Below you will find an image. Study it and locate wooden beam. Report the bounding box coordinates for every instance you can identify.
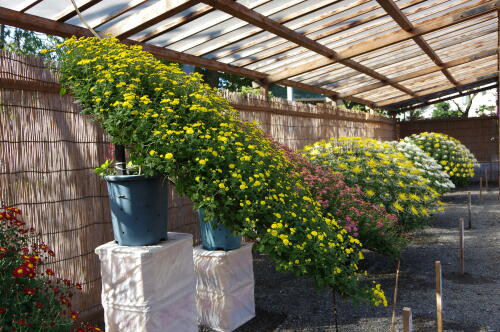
[191,0,374,57]
[102,0,199,39]
[0,6,376,107]
[91,0,148,29]
[301,23,495,88]
[267,0,500,83]
[376,0,459,87]
[201,0,417,97]
[212,0,427,65]
[53,0,103,22]
[380,75,498,108]
[340,48,498,97]
[14,0,44,12]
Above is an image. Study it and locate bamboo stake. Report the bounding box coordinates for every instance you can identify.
[467,192,472,229]
[480,177,483,202]
[459,218,465,275]
[435,261,443,332]
[390,259,401,332]
[403,307,413,332]
[485,169,489,190]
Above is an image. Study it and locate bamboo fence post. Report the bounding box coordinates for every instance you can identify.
[459,218,465,275]
[435,261,443,332]
[403,307,413,332]
[467,192,472,229]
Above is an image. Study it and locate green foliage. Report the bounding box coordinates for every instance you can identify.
[50,36,387,305]
[432,102,456,118]
[0,25,62,59]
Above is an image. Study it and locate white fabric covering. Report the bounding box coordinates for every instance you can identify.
[95,232,197,332]
[193,243,255,332]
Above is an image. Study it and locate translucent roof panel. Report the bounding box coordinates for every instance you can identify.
[0,0,496,110]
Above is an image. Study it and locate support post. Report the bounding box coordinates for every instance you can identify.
[458,218,465,275]
[114,144,126,175]
[402,307,413,332]
[485,168,489,190]
[435,261,443,332]
[467,192,472,229]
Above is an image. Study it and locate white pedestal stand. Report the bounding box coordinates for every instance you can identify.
[95,232,197,332]
[193,243,255,332]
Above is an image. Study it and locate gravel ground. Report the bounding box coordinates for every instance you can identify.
[200,186,500,332]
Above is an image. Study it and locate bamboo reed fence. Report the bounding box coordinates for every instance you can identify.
[0,50,395,318]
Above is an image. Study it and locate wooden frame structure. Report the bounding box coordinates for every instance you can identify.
[0,0,498,112]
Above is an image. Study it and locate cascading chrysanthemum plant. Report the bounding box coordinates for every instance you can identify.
[0,205,101,331]
[393,140,454,195]
[403,132,478,187]
[46,36,387,306]
[302,137,443,231]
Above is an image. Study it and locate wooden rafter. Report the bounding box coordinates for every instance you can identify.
[53,0,103,22]
[266,0,500,83]
[378,71,498,107]
[376,0,459,88]
[211,0,431,66]
[200,0,418,98]
[189,0,374,57]
[14,0,44,12]
[0,6,376,108]
[297,21,496,87]
[136,5,214,43]
[91,0,148,29]
[387,78,498,112]
[340,48,498,98]
[102,0,199,39]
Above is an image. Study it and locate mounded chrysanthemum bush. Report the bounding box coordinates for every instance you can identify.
[393,141,454,195]
[302,137,443,231]
[277,142,406,258]
[48,37,386,305]
[403,132,478,187]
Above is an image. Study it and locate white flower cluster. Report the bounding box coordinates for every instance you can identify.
[393,141,454,194]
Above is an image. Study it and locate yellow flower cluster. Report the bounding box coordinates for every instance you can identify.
[302,137,441,230]
[404,132,477,186]
[50,37,386,305]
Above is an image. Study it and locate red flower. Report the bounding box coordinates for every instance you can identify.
[60,295,69,304]
[34,301,44,308]
[46,268,55,276]
[0,247,7,253]
[48,249,56,257]
[23,288,36,295]
[70,312,79,320]
[75,283,82,290]
[39,243,49,251]
[13,265,28,278]
[77,328,85,332]
[0,307,6,314]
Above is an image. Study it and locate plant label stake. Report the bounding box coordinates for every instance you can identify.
[480,177,483,202]
[467,192,472,229]
[435,261,443,332]
[459,218,464,275]
[403,307,413,332]
[390,259,401,332]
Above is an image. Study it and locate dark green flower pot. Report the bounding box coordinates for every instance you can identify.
[198,209,241,251]
[105,175,168,246]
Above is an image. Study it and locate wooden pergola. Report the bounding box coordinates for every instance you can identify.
[0,0,497,113]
